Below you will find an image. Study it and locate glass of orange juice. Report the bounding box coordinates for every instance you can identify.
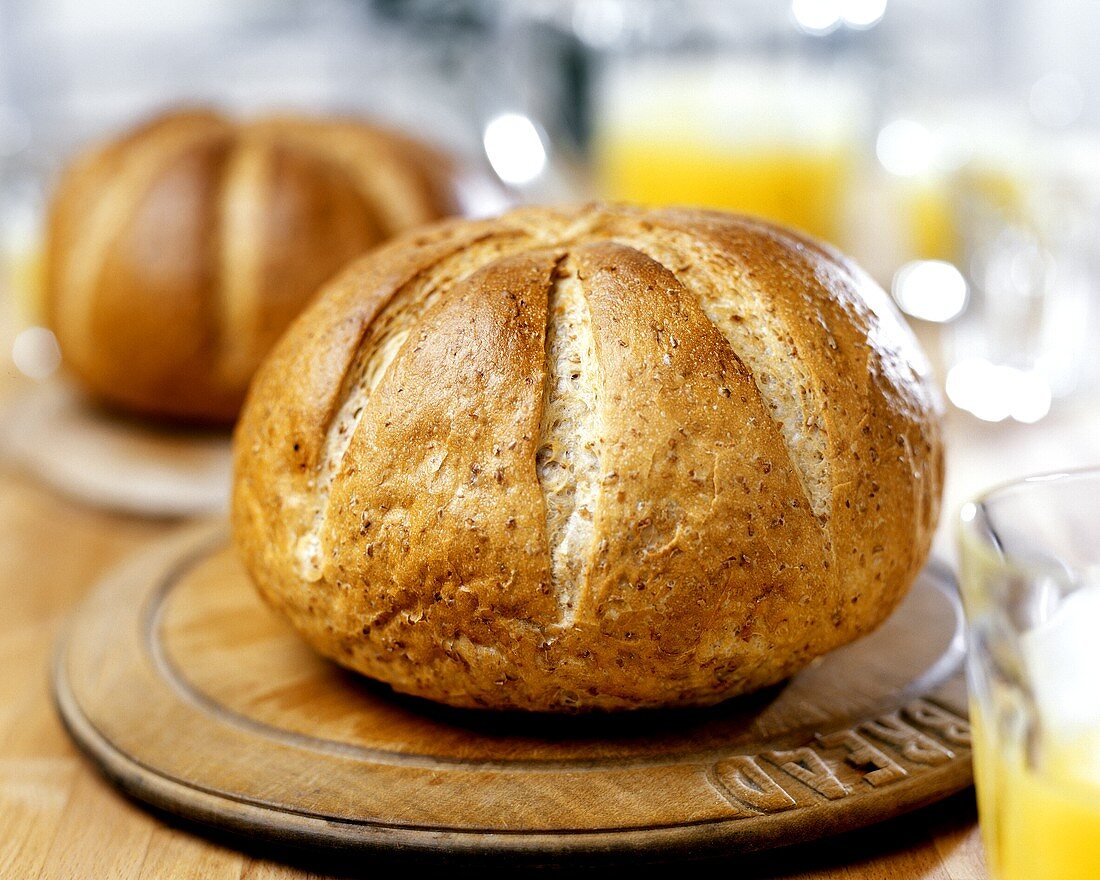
[959,470,1100,879]
[591,58,865,246]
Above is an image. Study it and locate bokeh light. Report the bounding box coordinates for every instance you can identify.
[483,113,548,186]
[876,119,935,177]
[11,326,61,381]
[891,260,969,323]
[946,358,1053,423]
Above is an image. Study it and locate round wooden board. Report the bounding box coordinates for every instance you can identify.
[3,381,230,517]
[54,521,973,863]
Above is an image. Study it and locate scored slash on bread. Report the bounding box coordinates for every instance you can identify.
[232,203,944,712]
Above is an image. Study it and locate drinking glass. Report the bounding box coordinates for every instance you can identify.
[958,469,1100,879]
[941,160,1100,423]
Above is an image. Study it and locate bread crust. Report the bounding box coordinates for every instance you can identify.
[44,109,478,423]
[232,204,944,711]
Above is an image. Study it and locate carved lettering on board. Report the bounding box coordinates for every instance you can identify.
[903,698,973,746]
[816,729,908,787]
[763,747,849,799]
[706,701,971,814]
[712,755,797,813]
[860,711,954,764]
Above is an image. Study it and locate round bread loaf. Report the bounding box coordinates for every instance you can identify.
[232,204,944,712]
[45,108,491,423]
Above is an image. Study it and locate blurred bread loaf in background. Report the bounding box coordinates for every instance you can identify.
[232,203,944,712]
[44,108,493,423]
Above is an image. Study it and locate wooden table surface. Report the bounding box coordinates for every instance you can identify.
[5,317,1097,878]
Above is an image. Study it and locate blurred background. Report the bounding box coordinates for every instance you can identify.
[2,0,1099,431]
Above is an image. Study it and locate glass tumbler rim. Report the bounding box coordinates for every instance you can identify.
[961,465,1100,516]
[959,465,1100,591]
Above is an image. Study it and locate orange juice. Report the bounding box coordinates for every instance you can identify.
[2,204,45,326]
[595,135,851,243]
[897,164,1024,263]
[974,719,1100,880]
[971,582,1100,879]
[903,179,957,261]
[591,59,864,245]
[7,245,44,324]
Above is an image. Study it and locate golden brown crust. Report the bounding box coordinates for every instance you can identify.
[44,108,487,423]
[232,203,944,711]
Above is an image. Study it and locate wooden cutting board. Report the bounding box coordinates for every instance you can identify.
[54,521,972,864]
[4,382,231,516]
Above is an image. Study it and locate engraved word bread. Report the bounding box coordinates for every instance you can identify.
[45,108,484,423]
[232,204,944,712]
